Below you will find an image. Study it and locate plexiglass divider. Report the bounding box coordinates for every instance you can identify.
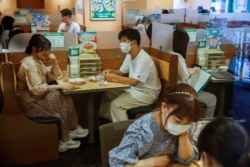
[8,33,33,52]
[161,13,185,23]
[52,32,77,51]
[97,31,149,49]
[185,10,199,24]
[151,22,174,52]
[138,9,155,16]
[8,32,77,52]
[97,31,120,49]
[123,14,136,25]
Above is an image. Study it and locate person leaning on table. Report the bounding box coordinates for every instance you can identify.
[99,28,161,122]
[16,34,88,152]
[198,117,250,167]
[57,8,80,33]
[109,83,203,167]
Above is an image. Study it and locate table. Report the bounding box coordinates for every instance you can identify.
[211,77,234,116]
[170,160,201,167]
[57,79,130,143]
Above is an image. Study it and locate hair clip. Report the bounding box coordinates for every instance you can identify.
[169,91,192,96]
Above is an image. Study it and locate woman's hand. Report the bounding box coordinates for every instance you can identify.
[58,83,79,91]
[48,53,58,65]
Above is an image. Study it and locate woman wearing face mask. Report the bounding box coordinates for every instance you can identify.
[99,28,161,122]
[109,83,203,167]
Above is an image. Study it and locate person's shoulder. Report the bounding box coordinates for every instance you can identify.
[132,112,155,127]
[59,22,65,25]
[58,22,65,28]
[20,56,35,69]
[138,49,153,60]
[72,21,80,26]
[21,56,33,63]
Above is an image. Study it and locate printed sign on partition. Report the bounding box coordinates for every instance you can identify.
[185,29,197,42]
[205,28,223,49]
[76,31,97,53]
[44,33,64,48]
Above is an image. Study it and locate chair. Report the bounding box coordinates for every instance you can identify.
[99,120,134,167]
[0,62,59,166]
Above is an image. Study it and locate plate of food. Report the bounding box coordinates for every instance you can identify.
[69,78,86,85]
[81,41,97,53]
[89,75,100,82]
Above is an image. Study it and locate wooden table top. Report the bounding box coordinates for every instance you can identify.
[57,78,130,94]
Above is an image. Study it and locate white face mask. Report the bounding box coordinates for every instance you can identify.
[120,42,132,53]
[161,108,191,136]
[166,121,191,136]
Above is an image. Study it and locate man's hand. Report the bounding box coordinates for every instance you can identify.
[105,73,116,82]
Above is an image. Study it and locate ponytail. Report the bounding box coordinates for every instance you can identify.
[25,45,32,54]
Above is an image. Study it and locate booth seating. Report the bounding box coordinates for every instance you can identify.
[0,63,59,166]
[127,48,178,119]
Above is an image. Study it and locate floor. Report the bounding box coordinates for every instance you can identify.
[16,135,102,167]
[17,118,111,167]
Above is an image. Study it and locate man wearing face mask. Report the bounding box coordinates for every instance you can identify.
[109,83,202,166]
[99,28,161,122]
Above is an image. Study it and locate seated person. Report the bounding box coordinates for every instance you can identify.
[99,28,161,122]
[134,16,152,40]
[109,83,203,166]
[174,51,217,117]
[16,34,88,152]
[0,16,15,48]
[198,117,250,167]
[57,8,80,33]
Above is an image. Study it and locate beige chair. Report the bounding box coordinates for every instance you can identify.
[99,120,134,167]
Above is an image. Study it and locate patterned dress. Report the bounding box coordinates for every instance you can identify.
[109,112,199,167]
[16,56,78,139]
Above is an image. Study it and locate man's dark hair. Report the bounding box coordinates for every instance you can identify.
[60,8,72,17]
[118,28,141,46]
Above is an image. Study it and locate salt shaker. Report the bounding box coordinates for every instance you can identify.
[98,72,105,86]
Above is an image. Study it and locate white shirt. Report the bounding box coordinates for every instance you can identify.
[120,49,161,99]
[134,24,146,33]
[168,51,191,84]
[57,21,81,33]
